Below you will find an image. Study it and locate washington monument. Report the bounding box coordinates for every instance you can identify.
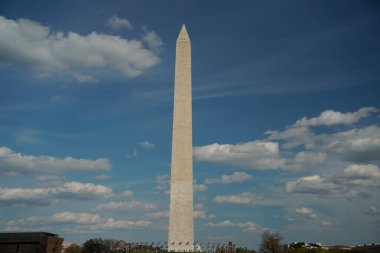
[168,24,194,252]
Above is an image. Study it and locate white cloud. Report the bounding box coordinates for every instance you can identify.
[94,201,155,211]
[206,220,236,228]
[237,221,265,232]
[35,175,61,186]
[0,181,113,206]
[194,183,208,192]
[293,107,378,127]
[295,207,318,219]
[70,72,99,83]
[0,16,159,81]
[205,172,253,184]
[342,164,380,187]
[0,146,111,175]
[320,221,332,226]
[206,220,264,233]
[285,175,337,195]
[293,152,326,167]
[194,203,214,219]
[194,141,285,169]
[2,212,155,233]
[88,218,153,230]
[155,174,170,194]
[51,212,101,224]
[266,108,380,164]
[343,164,380,178]
[55,182,113,199]
[138,140,155,149]
[145,211,169,219]
[94,174,112,180]
[121,190,134,198]
[321,125,380,162]
[106,15,133,30]
[142,26,164,53]
[214,192,262,205]
[266,127,315,149]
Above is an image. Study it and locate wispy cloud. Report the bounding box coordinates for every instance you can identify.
[206,220,265,233]
[106,15,133,30]
[142,26,164,54]
[138,140,155,149]
[214,192,263,205]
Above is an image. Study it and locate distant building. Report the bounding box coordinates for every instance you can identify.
[0,232,63,253]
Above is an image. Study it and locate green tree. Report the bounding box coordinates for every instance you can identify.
[259,231,283,253]
[236,247,257,253]
[82,238,116,253]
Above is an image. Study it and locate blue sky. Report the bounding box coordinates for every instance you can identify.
[1,0,380,249]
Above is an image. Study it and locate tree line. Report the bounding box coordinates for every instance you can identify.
[63,231,373,253]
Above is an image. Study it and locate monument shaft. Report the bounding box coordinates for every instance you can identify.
[168,25,194,252]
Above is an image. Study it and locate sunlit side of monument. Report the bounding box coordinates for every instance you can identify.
[168,25,194,252]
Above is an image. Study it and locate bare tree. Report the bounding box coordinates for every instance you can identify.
[259,231,283,253]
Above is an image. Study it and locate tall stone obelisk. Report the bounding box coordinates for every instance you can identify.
[168,24,194,252]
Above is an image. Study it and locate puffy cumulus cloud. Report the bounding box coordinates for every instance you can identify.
[294,207,318,219]
[106,15,133,30]
[322,125,380,163]
[206,220,235,228]
[293,107,378,127]
[94,201,156,211]
[237,221,265,232]
[342,164,380,187]
[285,175,337,195]
[206,220,265,233]
[0,181,112,206]
[214,192,262,205]
[293,207,333,226]
[0,187,52,206]
[56,182,113,199]
[138,140,155,149]
[286,164,380,197]
[293,152,326,168]
[0,16,160,81]
[205,172,253,184]
[266,127,315,150]
[88,218,153,231]
[193,141,285,169]
[145,211,169,219]
[0,146,110,175]
[51,212,101,224]
[1,212,155,233]
[194,183,208,192]
[343,164,380,178]
[142,26,164,53]
[266,108,380,163]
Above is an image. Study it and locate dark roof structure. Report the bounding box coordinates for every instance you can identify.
[0,232,64,253]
